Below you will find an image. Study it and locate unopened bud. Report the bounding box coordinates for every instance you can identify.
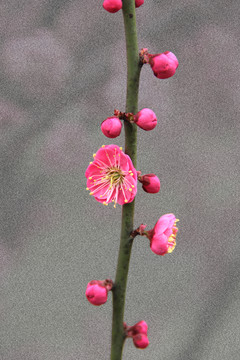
[101,117,122,138]
[149,52,178,79]
[138,173,160,193]
[85,279,113,306]
[102,0,122,13]
[133,333,149,349]
[135,0,144,7]
[134,108,157,131]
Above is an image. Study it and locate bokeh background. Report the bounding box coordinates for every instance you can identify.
[1,0,240,359]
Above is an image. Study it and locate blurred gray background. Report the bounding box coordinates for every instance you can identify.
[1,0,240,359]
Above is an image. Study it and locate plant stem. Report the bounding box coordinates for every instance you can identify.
[111,1,142,359]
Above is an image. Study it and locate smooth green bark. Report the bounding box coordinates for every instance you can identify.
[111,1,142,359]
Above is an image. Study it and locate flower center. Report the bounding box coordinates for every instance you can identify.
[167,219,179,253]
[106,167,124,186]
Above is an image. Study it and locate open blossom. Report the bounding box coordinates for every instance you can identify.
[101,117,122,138]
[147,214,179,255]
[85,144,137,207]
[85,279,113,306]
[103,0,122,13]
[149,52,178,79]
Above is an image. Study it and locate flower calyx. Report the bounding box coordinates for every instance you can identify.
[114,109,135,123]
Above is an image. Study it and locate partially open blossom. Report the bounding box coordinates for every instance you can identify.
[135,0,144,7]
[134,108,157,131]
[133,334,149,349]
[101,117,122,138]
[103,0,122,13]
[85,279,113,306]
[85,144,137,207]
[146,214,179,255]
[138,173,160,193]
[125,320,149,349]
[149,52,178,79]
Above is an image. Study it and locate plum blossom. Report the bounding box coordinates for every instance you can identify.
[147,213,179,255]
[103,0,122,13]
[149,51,179,79]
[134,108,157,131]
[85,279,113,306]
[101,117,122,138]
[85,144,137,207]
[138,173,160,193]
[125,320,149,349]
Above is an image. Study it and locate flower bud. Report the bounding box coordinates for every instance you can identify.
[146,214,179,255]
[125,320,149,349]
[102,0,122,13]
[101,117,122,138]
[164,51,179,69]
[133,333,149,349]
[150,52,178,79]
[134,108,157,131]
[135,0,144,7]
[139,173,160,194]
[132,320,148,335]
[85,279,113,306]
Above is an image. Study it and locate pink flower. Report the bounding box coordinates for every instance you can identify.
[85,144,137,206]
[138,173,160,193]
[102,0,122,13]
[133,334,149,349]
[85,279,113,306]
[150,52,178,79]
[147,214,179,255]
[127,320,148,336]
[134,108,157,131]
[125,320,149,349]
[164,51,179,69]
[135,0,144,7]
[101,117,122,138]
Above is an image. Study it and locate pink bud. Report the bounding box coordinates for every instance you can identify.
[102,0,122,13]
[135,0,144,7]
[147,214,179,255]
[134,108,157,131]
[133,320,148,335]
[85,280,113,306]
[164,51,179,69]
[139,174,160,193]
[101,117,122,138]
[150,52,178,79]
[133,334,149,349]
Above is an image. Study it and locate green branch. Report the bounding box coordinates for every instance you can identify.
[110,1,142,359]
